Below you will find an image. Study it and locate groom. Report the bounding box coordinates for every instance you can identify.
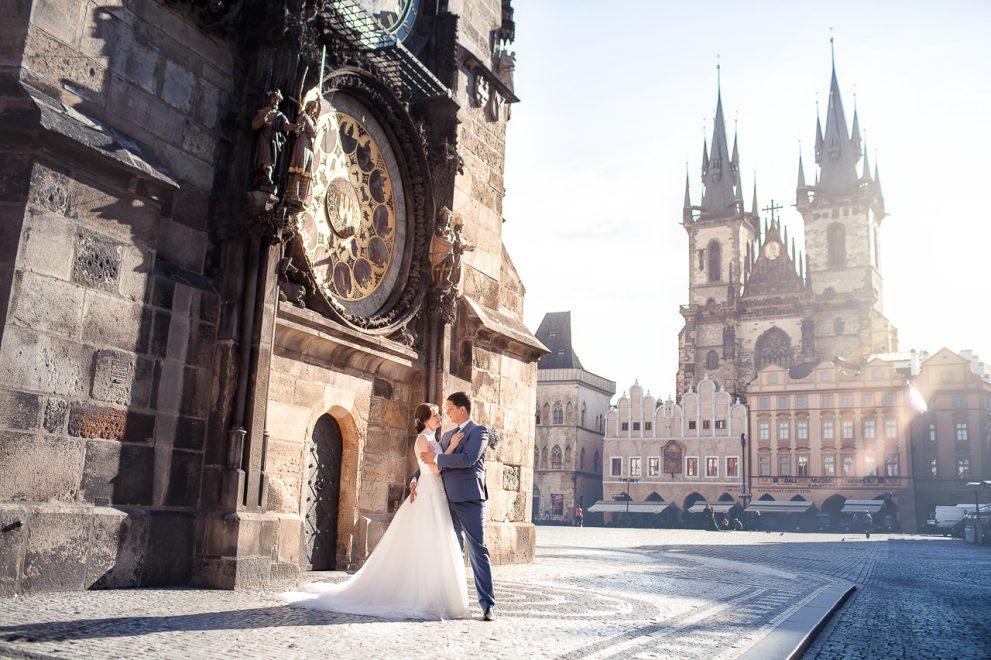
[414,391,496,621]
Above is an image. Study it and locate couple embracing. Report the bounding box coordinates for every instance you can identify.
[285,392,496,621]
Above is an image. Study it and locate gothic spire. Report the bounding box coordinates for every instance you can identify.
[797,151,807,188]
[851,104,863,160]
[816,48,860,194]
[751,179,759,217]
[700,68,739,217]
[683,168,693,223]
[702,137,709,175]
[861,134,872,180]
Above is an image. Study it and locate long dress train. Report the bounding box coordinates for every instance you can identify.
[283,434,469,620]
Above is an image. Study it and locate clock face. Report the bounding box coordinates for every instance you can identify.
[297,94,407,317]
[353,0,420,42]
[764,241,781,260]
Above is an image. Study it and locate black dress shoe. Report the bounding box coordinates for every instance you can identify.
[482,607,496,621]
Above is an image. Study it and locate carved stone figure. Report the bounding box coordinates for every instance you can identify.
[450,214,476,289]
[429,206,456,287]
[286,88,322,209]
[251,89,292,192]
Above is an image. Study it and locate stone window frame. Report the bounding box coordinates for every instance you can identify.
[705,456,718,477]
[796,454,810,476]
[758,454,771,476]
[796,419,809,441]
[957,456,971,479]
[685,456,699,478]
[647,456,660,477]
[841,453,855,476]
[778,454,791,476]
[610,456,622,477]
[863,418,876,440]
[864,454,877,476]
[884,418,897,439]
[629,456,642,478]
[885,453,900,477]
[822,419,834,440]
[551,445,563,469]
[552,403,564,425]
[822,454,836,476]
[955,422,969,443]
[841,419,855,440]
[725,456,739,478]
[777,420,790,441]
[758,421,770,441]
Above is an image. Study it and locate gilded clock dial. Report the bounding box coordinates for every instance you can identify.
[353,0,420,42]
[764,241,781,260]
[297,99,405,312]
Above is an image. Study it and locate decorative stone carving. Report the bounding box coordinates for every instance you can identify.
[277,256,308,307]
[285,88,322,210]
[450,213,475,289]
[91,349,136,405]
[429,206,455,287]
[251,89,292,193]
[73,231,122,292]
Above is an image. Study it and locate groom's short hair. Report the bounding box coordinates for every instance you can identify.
[446,391,471,413]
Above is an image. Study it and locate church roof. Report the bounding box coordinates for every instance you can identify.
[699,79,742,219]
[743,218,806,297]
[534,311,584,370]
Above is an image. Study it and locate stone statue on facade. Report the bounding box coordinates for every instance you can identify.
[251,89,292,193]
[429,206,456,287]
[450,213,475,289]
[286,87,322,209]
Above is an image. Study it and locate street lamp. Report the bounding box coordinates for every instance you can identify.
[965,480,991,544]
[618,477,640,517]
[739,433,750,507]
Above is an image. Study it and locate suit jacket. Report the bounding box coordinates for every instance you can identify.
[435,420,488,503]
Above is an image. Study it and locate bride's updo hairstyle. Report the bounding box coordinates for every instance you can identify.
[413,403,436,433]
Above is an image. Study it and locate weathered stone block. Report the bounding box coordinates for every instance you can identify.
[73,230,122,292]
[10,271,85,337]
[0,327,92,397]
[81,291,150,353]
[0,505,27,596]
[28,163,69,214]
[165,449,202,507]
[151,274,175,309]
[156,217,207,273]
[141,513,193,586]
[181,125,215,163]
[43,397,69,433]
[22,26,108,107]
[17,211,76,280]
[21,507,91,592]
[90,349,136,405]
[502,464,520,491]
[29,0,87,47]
[81,440,154,505]
[68,402,154,443]
[0,432,85,502]
[179,366,210,418]
[174,415,206,451]
[87,508,148,589]
[0,155,31,205]
[66,174,160,247]
[0,390,41,431]
[119,244,152,303]
[162,58,195,111]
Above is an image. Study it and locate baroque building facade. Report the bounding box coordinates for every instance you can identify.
[0,0,545,595]
[532,312,614,523]
[678,59,897,400]
[600,377,748,524]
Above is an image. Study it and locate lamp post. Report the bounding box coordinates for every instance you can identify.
[966,480,991,544]
[618,477,639,519]
[739,433,750,507]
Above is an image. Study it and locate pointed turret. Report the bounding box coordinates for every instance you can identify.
[700,82,739,218]
[817,55,860,194]
[702,137,709,175]
[797,152,807,188]
[861,136,872,180]
[850,105,863,159]
[814,113,824,161]
[683,170,693,223]
[731,131,740,171]
[751,180,760,217]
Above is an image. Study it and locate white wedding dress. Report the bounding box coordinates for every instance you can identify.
[283,433,470,620]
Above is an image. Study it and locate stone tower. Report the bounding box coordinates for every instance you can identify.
[796,53,898,361]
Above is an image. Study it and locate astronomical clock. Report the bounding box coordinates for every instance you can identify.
[290,73,431,333]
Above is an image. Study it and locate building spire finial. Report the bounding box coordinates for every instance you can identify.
[830,28,835,69]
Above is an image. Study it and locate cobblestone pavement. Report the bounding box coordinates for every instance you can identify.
[0,529,987,659]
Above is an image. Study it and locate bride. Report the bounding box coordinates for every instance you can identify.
[284,403,470,620]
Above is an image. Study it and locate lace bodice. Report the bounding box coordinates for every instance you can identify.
[415,432,443,486]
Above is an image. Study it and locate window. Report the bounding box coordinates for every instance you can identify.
[777,396,789,409]
[885,454,899,477]
[715,419,726,429]
[796,395,808,409]
[758,397,769,410]
[633,422,640,431]
[928,424,936,443]
[822,420,834,440]
[702,420,711,430]
[861,392,875,406]
[957,457,971,479]
[551,445,562,469]
[726,457,739,478]
[796,420,809,441]
[842,454,854,476]
[551,494,564,515]
[535,408,541,425]
[688,420,697,430]
[884,418,897,439]
[840,394,854,407]
[778,421,790,441]
[630,457,642,478]
[821,394,833,408]
[594,450,600,473]
[758,421,770,441]
[581,403,586,427]
[864,455,876,476]
[553,403,563,425]
[648,457,660,476]
[941,371,952,383]
[956,422,969,443]
[778,455,791,476]
[797,455,809,476]
[610,457,622,476]
[541,447,548,469]
[883,392,896,406]
[758,454,770,476]
[644,422,652,431]
[823,454,836,476]
[755,327,793,371]
[707,239,722,282]
[929,457,938,478]
[706,457,718,477]
[686,457,699,477]
[863,419,876,440]
[841,420,855,440]
[953,394,966,409]
[706,350,719,369]
[827,222,846,267]
[621,422,629,431]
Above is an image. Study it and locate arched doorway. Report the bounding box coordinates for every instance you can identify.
[305,414,343,570]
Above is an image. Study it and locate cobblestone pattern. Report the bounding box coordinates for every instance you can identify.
[0,530,986,659]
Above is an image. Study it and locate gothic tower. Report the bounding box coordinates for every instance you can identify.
[678,76,760,396]
[796,51,898,360]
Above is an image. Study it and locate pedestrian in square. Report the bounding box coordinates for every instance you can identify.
[864,512,874,539]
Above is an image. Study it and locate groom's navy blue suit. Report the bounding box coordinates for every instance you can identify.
[434,420,495,611]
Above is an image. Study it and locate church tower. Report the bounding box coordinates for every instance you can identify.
[796,49,898,360]
[678,74,760,395]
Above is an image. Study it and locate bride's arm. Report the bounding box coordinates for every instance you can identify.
[416,435,441,475]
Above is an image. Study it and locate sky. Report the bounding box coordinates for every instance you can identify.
[501,0,991,402]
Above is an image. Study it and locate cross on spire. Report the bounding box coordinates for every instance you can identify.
[762,199,783,222]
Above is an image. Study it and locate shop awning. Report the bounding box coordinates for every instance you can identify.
[841,500,884,514]
[745,501,814,514]
[587,501,669,514]
[688,503,734,514]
